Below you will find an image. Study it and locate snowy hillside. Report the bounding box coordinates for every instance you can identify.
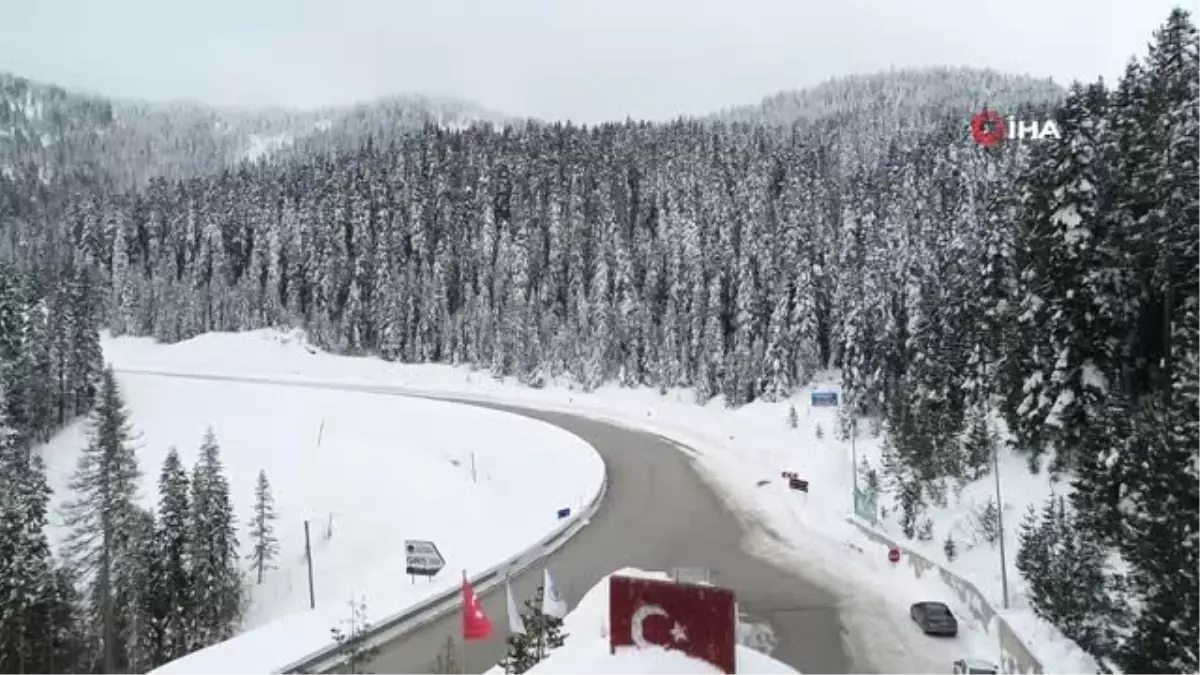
[103,328,1094,673]
[39,330,602,641]
[709,66,1063,128]
[0,70,508,188]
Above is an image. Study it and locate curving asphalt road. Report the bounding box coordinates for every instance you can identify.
[117,371,857,674]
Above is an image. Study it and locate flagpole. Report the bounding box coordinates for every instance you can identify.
[536,569,546,663]
[461,570,468,675]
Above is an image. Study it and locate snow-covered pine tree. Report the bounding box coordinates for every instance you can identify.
[1017,495,1124,661]
[974,498,1000,546]
[499,621,536,674]
[961,406,995,481]
[526,585,567,664]
[190,427,243,648]
[329,596,378,674]
[0,388,55,674]
[250,469,279,585]
[31,565,87,673]
[113,506,159,673]
[943,534,957,562]
[150,447,193,662]
[61,366,143,674]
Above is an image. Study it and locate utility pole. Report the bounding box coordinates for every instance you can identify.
[850,416,858,494]
[305,520,316,609]
[992,424,1009,609]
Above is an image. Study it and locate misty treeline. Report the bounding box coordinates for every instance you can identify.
[0,8,1194,674]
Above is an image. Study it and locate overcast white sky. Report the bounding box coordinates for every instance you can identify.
[0,0,1184,123]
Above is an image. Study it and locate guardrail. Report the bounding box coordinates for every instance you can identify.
[844,518,1042,675]
[281,467,610,674]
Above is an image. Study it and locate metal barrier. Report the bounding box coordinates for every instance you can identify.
[845,518,1043,674]
[282,468,610,674]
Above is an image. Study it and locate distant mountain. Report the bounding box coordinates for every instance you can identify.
[711,66,1065,124]
[0,71,508,189]
[1,66,1064,191]
[703,66,1065,165]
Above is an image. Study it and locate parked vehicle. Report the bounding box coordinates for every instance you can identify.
[953,657,1000,673]
[910,600,958,637]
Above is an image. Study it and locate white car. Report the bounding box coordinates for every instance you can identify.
[953,658,1000,674]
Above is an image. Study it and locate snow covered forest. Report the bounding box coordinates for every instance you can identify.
[0,8,1195,674]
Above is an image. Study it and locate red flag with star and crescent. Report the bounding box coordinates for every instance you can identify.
[462,572,493,641]
[609,575,736,674]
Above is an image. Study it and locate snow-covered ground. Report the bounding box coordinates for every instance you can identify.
[38,341,603,672]
[486,568,798,674]
[101,328,1093,673]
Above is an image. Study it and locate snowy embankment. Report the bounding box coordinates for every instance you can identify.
[103,329,1092,673]
[485,568,797,674]
[40,334,603,674]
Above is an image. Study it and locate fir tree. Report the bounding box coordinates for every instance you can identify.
[112,507,158,674]
[975,498,1001,546]
[961,407,995,481]
[250,469,279,585]
[329,596,378,674]
[1017,495,1124,661]
[150,447,193,662]
[61,367,143,674]
[529,585,567,662]
[0,389,55,674]
[943,534,957,562]
[190,427,243,647]
[499,623,536,674]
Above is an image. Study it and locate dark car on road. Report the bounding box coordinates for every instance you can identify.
[910,601,958,637]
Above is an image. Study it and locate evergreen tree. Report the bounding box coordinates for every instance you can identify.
[0,388,55,674]
[530,585,567,661]
[190,427,243,647]
[112,507,158,674]
[500,622,536,675]
[975,498,1000,546]
[250,469,279,585]
[1017,495,1124,661]
[961,406,995,481]
[150,447,193,663]
[61,367,143,674]
[329,596,378,674]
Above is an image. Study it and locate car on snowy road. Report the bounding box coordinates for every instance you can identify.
[910,600,958,637]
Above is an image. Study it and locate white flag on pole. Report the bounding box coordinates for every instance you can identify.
[541,568,568,618]
[506,579,525,635]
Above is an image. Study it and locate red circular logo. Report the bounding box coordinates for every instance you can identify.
[970,111,1006,147]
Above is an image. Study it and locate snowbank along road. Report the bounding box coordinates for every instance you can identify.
[121,372,856,674]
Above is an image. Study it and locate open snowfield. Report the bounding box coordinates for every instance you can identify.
[37,344,603,672]
[486,568,799,674]
[101,328,1092,673]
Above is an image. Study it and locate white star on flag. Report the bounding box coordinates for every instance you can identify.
[670,621,688,643]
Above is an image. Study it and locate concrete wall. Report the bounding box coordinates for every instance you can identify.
[846,519,1043,674]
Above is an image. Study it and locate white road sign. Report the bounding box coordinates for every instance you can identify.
[405,539,446,577]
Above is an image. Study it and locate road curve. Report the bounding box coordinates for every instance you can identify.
[116,371,855,673]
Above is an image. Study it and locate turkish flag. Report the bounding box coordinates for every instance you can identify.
[462,573,493,641]
[609,575,736,674]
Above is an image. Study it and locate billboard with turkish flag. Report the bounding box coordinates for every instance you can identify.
[609,575,736,674]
